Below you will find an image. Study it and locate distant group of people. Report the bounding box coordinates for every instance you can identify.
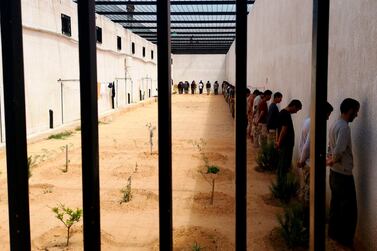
[222,82,235,118]
[177,80,220,95]
[246,88,360,248]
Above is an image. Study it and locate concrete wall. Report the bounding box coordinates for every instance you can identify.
[172,54,227,87]
[226,0,377,248]
[0,0,157,138]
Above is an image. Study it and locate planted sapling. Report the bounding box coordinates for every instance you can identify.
[52,203,82,246]
[207,165,220,205]
[120,176,132,203]
[192,242,202,251]
[146,122,156,155]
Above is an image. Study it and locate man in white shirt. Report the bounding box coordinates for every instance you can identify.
[252,92,264,147]
[327,98,360,248]
[297,102,333,205]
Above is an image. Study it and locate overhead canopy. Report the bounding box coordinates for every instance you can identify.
[94,0,255,54]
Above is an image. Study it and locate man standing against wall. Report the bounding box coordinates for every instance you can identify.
[213,81,219,95]
[255,90,273,145]
[191,80,197,94]
[327,98,360,248]
[267,92,283,143]
[252,91,264,147]
[275,99,302,176]
[206,81,211,95]
[198,80,204,94]
[248,89,260,142]
[297,101,333,205]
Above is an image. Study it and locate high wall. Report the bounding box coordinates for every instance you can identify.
[0,0,157,138]
[226,0,377,249]
[172,54,227,86]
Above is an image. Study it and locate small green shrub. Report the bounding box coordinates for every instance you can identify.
[52,204,82,246]
[27,156,37,178]
[74,126,81,131]
[192,242,202,251]
[207,165,220,174]
[48,131,73,140]
[270,172,300,203]
[277,202,309,248]
[256,142,278,172]
[120,176,132,203]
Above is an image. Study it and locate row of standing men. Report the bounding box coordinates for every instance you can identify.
[177,80,220,95]
[247,88,360,248]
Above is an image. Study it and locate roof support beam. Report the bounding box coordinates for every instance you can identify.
[95,0,254,5]
[145,35,235,39]
[124,26,236,30]
[114,20,236,24]
[97,11,236,15]
[135,31,235,35]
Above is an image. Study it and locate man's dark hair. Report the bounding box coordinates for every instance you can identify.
[274,92,282,99]
[325,101,334,114]
[340,98,360,114]
[252,89,260,95]
[246,88,251,94]
[288,99,302,109]
[263,90,272,96]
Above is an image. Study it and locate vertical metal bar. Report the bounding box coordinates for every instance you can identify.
[235,0,248,250]
[0,0,31,249]
[77,0,101,250]
[157,0,172,249]
[309,0,330,250]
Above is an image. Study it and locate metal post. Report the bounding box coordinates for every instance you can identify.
[157,0,172,249]
[0,0,31,249]
[77,0,101,250]
[309,0,330,250]
[235,0,248,250]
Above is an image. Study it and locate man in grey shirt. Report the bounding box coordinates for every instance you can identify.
[327,98,360,248]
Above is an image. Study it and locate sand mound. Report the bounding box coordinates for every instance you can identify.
[138,151,159,160]
[173,226,234,250]
[190,192,234,215]
[192,152,228,164]
[101,189,158,212]
[112,164,156,179]
[31,226,83,250]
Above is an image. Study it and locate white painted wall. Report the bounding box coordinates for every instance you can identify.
[226,0,377,248]
[172,54,227,87]
[0,0,157,138]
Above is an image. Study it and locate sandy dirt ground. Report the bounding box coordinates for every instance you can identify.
[0,94,362,250]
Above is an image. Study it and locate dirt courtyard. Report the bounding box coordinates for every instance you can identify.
[0,94,296,250]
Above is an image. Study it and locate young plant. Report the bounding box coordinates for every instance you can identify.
[146,122,156,155]
[277,202,309,248]
[192,242,202,251]
[27,156,37,178]
[63,144,70,173]
[191,138,209,168]
[48,130,73,140]
[120,176,132,203]
[52,204,82,246]
[270,171,300,204]
[256,141,278,172]
[207,165,220,205]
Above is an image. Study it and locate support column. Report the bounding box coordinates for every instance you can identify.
[0,0,31,249]
[309,0,330,250]
[235,0,248,250]
[157,0,173,250]
[77,0,101,249]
